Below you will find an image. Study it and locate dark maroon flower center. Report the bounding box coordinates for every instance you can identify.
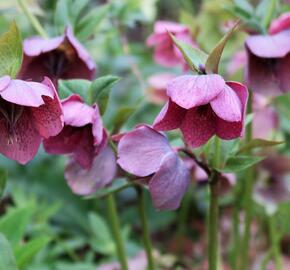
[44,50,70,78]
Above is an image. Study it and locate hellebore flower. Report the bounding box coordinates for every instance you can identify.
[18,27,96,83]
[117,125,191,210]
[44,94,116,195]
[146,21,196,69]
[0,76,63,164]
[245,13,290,95]
[153,75,248,148]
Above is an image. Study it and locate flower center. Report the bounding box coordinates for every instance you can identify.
[44,50,69,78]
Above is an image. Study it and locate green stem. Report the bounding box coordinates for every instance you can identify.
[268,215,283,270]
[16,0,48,38]
[136,187,155,270]
[106,194,128,270]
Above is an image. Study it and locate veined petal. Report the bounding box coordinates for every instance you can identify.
[149,152,191,210]
[117,125,172,177]
[167,75,225,109]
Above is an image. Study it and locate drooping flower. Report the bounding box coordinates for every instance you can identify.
[245,13,290,95]
[43,94,116,195]
[18,27,96,83]
[153,75,248,148]
[117,125,191,210]
[0,76,63,164]
[146,21,196,69]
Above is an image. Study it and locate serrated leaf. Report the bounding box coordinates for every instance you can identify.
[237,139,284,154]
[90,75,120,114]
[218,155,264,173]
[15,237,51,268]
[170,33,208,73]
[0,167,7,199]
[58,79,91,102]
[0,233,18,270]
[205,20,240,74]
[0,21,22,78]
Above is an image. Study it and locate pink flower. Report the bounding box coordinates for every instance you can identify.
[146,21,196,69]
[153,75,248,147]
[117,125,191,210]
[18,27,96,83]
[0,76,63,164]
[245,13,290,95]
[43,94,116,195]
[226,50,247,76]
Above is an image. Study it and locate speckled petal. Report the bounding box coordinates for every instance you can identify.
[269,13,290,34]
[153,100,186,131]
[149,152,191,210]
[65,146,116,195]
[117,125,172,177]
[167,75,225,109]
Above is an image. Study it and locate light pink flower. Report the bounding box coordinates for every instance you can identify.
[0,76,63,164]
[227,50,247,76]
[153,75,248,147]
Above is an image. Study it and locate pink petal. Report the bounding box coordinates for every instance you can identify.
[0,109,41,164]
[246,30,290,58]
[30,78,64,138]
[153,100,186,131]
[149,152,191,210]
[180,106,215,148]
[92,104,103,146]
[0,79,54,107]
[0,76,11,91]
[269,13,290,34]
[154,21,189,34]
[117,126,172,177]
[210,84,242,122]
[167,75,225,109]
[65,146,116,195]
[277,53,290,92]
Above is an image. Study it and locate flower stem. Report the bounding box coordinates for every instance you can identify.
[16,0,48,38]
[106,194,128,270]
[136,187,155,270]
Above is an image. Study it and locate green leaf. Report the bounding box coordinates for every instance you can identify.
[109,106,136,133]
[54,0,71,34]
[205,20,240,74]
[0,206,33,248]
[237,139,284,154]
[0,167,7,199]
[218,155,265,173]
[0,233,18,270]
[58,79,91,102]
[90,75,120,114]
[170,33,208,73]
[0,21,22,78]
[15,237,51,268]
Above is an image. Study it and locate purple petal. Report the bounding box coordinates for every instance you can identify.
[0,79,54,107]
[277,53,290,92]
[91,104,103,146]
[0,76,11,91]
[149,152,191,210]
[269,13,290,34]
[180,106,215,148]
[154,21,189,34]
[153,100,186,131]
[210,84,242,122]
[0,109,41,164]
[167,75,225,109]
[65,146,116,195]
[246,30,290,58]
[117,126,172,177]
[30,77,64,138]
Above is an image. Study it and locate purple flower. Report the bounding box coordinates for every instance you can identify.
[153,75,248,148]
[245,13,290,95]
[146,21,196,69]
[18,27,96,83]
[117,125,191,210]
[43,94,116,195]
[0,76,63,164]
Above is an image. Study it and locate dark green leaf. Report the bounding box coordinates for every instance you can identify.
[0,233,18,270]
[58,79,91,102]
[0,21,22,78]
[237,139,284,154]
[0,167,7,199]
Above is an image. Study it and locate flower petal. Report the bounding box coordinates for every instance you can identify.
[92,104,103,146]
[154,21,189,34]
[210,84,242,122]
[0,109,41,164]
[117,126,172,177]
[149,152,191,210]
[30,77,64,138]
[65,146,116,195]
[180,106,215,148]
[153,100,186,131]
[269,13,290,34]
[0,79,54,107]
[0,76,11,91]
[167,75,225,109]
